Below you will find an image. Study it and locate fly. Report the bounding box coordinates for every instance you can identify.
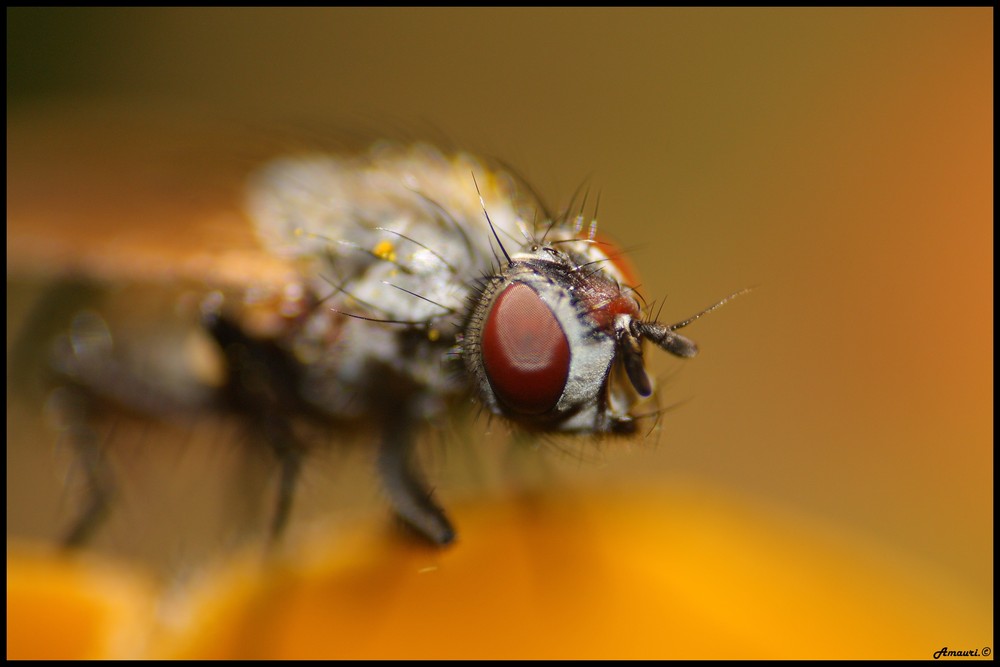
[9,129,747,547]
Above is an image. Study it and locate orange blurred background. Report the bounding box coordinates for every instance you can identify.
[7,8,992,659]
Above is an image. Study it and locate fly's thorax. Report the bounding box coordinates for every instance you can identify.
[462,242,650,435]
[245,142,536,295]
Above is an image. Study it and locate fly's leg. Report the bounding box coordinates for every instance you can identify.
[203,312,307,544]
[18,281,310,548]
[9,281,116,548]
[268,422,303,543]
[377,405,455,545]
[47,308,213,548]
[252,407,303,544]
[47,385,116,549]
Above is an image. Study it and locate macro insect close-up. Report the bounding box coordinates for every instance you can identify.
[8,8,991,661]
[9,123,745,550]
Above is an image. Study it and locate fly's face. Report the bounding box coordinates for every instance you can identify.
[460,235,727,437]
[463,243,640,435]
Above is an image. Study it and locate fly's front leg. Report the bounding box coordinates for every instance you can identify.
[377,404,455,545]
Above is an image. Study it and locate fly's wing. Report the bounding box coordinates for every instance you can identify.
[8,107,282,401]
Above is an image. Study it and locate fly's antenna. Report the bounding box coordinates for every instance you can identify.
[662,287,754,332]
[634,287,753,359]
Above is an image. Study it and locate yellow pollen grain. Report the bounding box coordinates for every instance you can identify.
[373,240,396,263]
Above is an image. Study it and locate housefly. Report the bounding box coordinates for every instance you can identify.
[7,112,746,547]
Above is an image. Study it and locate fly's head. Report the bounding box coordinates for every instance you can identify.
[461,238,736,436]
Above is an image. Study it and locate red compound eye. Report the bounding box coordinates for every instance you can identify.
[481,282,570,415]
